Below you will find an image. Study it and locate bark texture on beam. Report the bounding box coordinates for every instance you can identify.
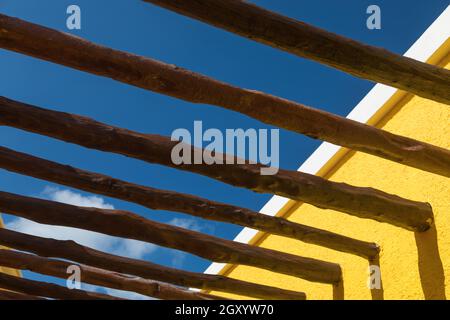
[0,289,46,300]
[0,272,122,300]
[0,249,223,300]
[0,191,341,284]
[143,0,450,105]
[0,228,307,300]
[0,14,449,178]
[0,97,434,231]
[0,146,379,259]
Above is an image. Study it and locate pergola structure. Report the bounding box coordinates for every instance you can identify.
[0,0,448,300]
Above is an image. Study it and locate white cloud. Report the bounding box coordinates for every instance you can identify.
[82,283,153,300]
[167,217,206,232]
[103,287,154,300]
[170,250,188,269]
[5,187,219,298]
[42,186,114,209]
[166,217,214,268]
[6,187,157,260]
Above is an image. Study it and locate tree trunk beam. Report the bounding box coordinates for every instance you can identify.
[0,272,123,300]
[0,146,379,259]
[0,97,434,231]
[0,14,449,177]
[0,191,342,284]
[0,249,223,300]
[0,289,46,300]
[0,228,307,300]
[143,0,450,105]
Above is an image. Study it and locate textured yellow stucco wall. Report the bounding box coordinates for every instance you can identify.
[0,218,21,277]
[210,51,450,300]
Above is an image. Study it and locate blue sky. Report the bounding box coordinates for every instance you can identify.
[0,0,448,298]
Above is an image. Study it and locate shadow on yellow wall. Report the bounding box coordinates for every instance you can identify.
[369,256,384,300]
[415,226,446,300]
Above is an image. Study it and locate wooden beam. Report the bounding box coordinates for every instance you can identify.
[0,146,379,259]
[0,228,307,300]
[143,0,450,105]
[0,191,341,284]
[0,289,46,300]
[0,272,123,300]
[0,249,223,300]
[0,97,434,231]
[0,15,449,177]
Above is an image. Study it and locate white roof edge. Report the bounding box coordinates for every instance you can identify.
[204,5,450,276]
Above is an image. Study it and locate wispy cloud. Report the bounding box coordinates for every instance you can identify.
[167,217,212,233]
[166,217,214,268]
[82,283,153,300]
[42,186,114,209]
[5,187,215,298]
[6,187,157,260]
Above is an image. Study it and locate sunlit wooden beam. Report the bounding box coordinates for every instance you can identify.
[0,14,449,177]
[0,191,342,284]
[0,272,122,300]
[0,289,45,300]
[0,97,434,231]
[0,249,224,300]
[0,146,379,258]
[143,0,450,105]
[0,228,307,300]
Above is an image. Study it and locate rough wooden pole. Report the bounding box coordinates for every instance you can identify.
[143,0,450,105]
[0,14,449,178]
[0,249,223,300]
[0,191,341,284]
[0,97,434,231]
[0,146,379,259]
[0,289,46,300]
[0,228,307,300]
[0,272,123,300]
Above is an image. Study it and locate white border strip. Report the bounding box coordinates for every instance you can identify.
[205,5,450,276]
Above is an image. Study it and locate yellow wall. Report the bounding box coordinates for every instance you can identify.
[0,217,21,277]
[209,47,450,300]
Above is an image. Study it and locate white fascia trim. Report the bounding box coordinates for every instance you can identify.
[204,5,450,276]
